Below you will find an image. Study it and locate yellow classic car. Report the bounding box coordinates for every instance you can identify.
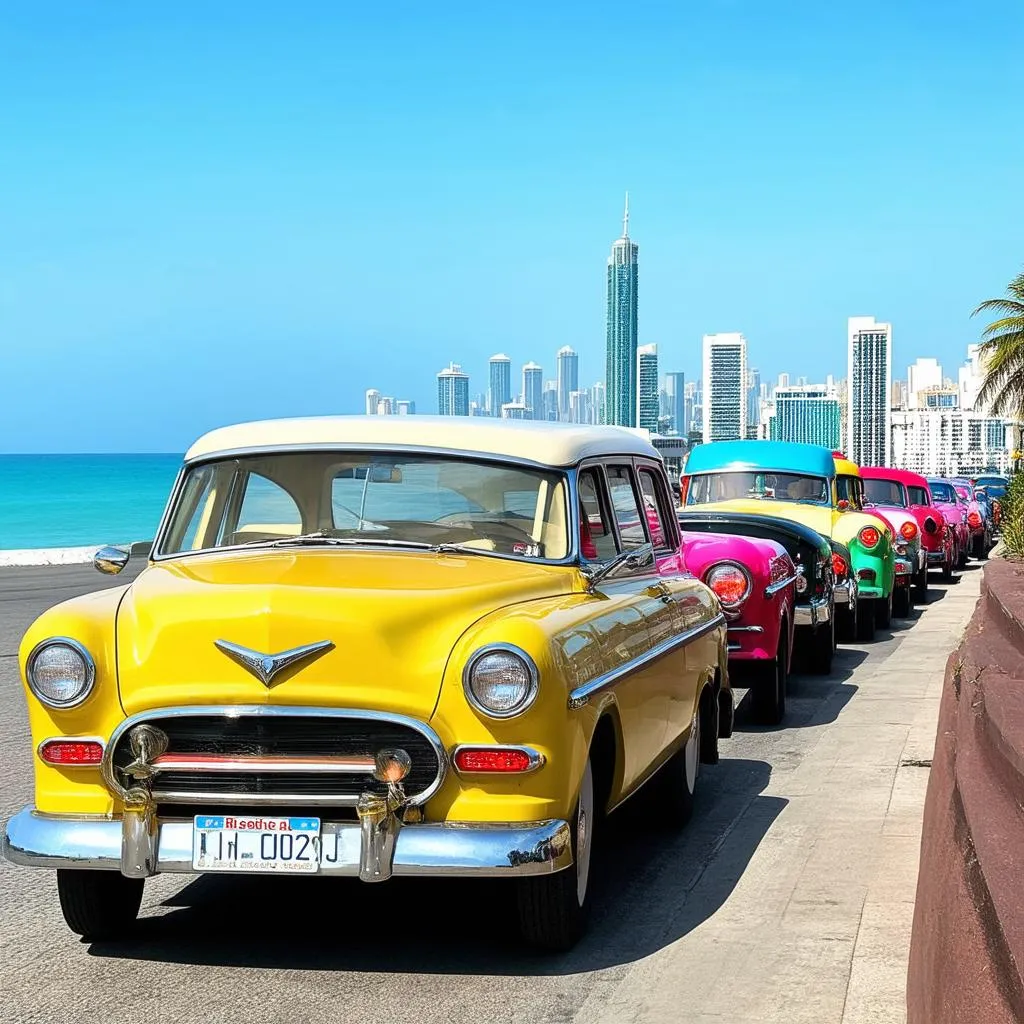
[3,416,731,951]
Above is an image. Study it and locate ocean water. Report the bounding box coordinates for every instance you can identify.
[0,454,183,551]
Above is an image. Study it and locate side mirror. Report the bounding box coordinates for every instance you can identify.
[94,545,130,575]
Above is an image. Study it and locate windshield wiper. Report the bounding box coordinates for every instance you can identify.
[237,532,435,550]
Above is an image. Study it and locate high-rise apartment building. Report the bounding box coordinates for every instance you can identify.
[542,381,559,421]
[396,400,415,415]
[684,380,698,439]
[637,344,659,431]
[847,316,892,466]
[365,389,381,415]
[501,402,528,419]
[436,363,470,416]
[891,410,1009,476]
[664,371,685,435]
[569,389,592,425]
[522,362,544,419]
[907,358,942,409]
[746,368,761,431]
[376,397,396,415]
[590,382,606,425]
[777,373,790,390]
[702,333,748,442]
[556,346,579,420]
[769,384,842,449]
[488,354,512,416]
[605,195,639,426]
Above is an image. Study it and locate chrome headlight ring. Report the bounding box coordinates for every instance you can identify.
[25,637,97,710]
[462,643,540,719]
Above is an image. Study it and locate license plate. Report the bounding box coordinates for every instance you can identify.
[192,814,325,874]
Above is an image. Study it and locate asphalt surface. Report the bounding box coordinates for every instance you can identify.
[0,560,981,1024]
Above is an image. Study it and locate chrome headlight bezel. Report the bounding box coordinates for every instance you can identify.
[25,637,97,710]
[462,644,540,719]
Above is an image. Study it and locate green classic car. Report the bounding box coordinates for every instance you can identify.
[680,441,895,643]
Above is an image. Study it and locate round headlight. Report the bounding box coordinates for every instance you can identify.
[464,646,539,718]
[26,639,96,709]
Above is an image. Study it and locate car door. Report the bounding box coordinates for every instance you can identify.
[578,461,668,792]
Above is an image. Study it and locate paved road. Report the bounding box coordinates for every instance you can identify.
[0,560,984,1024]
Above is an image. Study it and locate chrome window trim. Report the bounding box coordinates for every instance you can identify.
[462,644,540,720]
[450,745,546,775]
[764,574,799,597]
[25,637,97,710]
[100,705,448,807]
[152,447,576,566]
[36,735,106,767]
[568,612,726,708]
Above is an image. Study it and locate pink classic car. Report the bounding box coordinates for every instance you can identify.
[676,524,798,726]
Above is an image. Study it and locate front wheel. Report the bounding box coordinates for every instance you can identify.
[836,601,858,643]
[914,566,930,604]
[893,583,911,618]
[57,869,144,941]
[857,600,877,641]
[517,757,594,951]
[942,549,955,582]
[875,589,893,628]
[973,534,988,560]
[806,616,834,675]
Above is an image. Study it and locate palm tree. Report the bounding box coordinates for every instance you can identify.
[972,271,1024,471]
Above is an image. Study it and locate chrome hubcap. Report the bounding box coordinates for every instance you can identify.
[685,711,700,793]
[575,759,594,906]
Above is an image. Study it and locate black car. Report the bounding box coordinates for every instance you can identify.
[678,510,835,675]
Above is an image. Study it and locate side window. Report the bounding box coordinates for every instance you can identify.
[638,468,671,549]
[232,473,303,539]
[606,465,647,550]
[577,469,618,561]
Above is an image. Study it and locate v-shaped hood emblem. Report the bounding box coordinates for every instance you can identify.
[214,639,334,688]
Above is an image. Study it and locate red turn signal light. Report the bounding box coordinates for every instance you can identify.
[859,526,881,548]
[900,521,918,541]
[832,553,848,580]
[453,747,539,773]
[38,739,103,766]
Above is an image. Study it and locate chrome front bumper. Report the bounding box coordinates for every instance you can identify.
[794,596,832,627]
[2,808,572,879]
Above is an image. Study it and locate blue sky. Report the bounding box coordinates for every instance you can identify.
[1,0,1022,452]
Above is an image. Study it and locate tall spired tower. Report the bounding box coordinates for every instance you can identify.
[605,194,639,427]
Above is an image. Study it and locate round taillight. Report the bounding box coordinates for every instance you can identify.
[453,747,539,773]
[900,521,918,541]
[832,553,848,580]
[38,739,104,766]
[859,526,880,548]
[705,563,750,607]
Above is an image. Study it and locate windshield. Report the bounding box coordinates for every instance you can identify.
[863,479,907,507]
[158,452,569,560]
[686,471,830,506]
[928,482,956,503]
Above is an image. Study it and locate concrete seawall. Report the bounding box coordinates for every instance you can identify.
[907,557,1024,1023]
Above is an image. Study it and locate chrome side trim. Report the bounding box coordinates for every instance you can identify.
[567,612,726,708]
[462,644,540,720]
[450,745,546,775]
[727,625,764,634]
[36,736,106,766]
[25,637,97,710]
[764,574,798,597]
[101,705,448,808]
[2,807,573,879]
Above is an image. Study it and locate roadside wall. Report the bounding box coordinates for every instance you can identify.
[907,558,1024,1023]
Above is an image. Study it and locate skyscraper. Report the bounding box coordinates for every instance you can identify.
[376,396,396,415]
[396,400,415,415]
[436,363,470,416]
[769,384,842,448]
[702,333,748,442]
[746,368,761,430]
[488,354,512,416]
[556,346,579,420]
[542,381,559,421]
[684,380,697,438]
[605,194,639,426]
[637,344,659,431]
[365,389,381,415]
[664,371,685,435]
[907,358,942,409]
[847,316,892,466]
[591,382,606,425]
[522,362,544,419]
[568,389,591,424]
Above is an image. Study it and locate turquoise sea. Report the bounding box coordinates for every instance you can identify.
[0,455,183,551]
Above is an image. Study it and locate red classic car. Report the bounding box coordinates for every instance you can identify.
[861,468,957,582]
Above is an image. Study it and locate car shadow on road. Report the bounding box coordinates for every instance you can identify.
[85,758,784,976]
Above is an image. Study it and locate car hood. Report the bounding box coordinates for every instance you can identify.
[115,549,578,719]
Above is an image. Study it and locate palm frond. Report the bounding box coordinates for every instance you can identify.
[971,299,1024,320]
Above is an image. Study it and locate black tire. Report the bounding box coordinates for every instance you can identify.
[836,602,857,643]
[875,589,893,628]
[914,567,930,604]
[806,615,834,675]
[753,631,787,725]
[957,539,968,568]
[973,534,988,560]
[718,686,734,739]
[650,705,702,826]
[517,757,594,951]
[893,584,911,618]
[56,870,143,941]
[942,551,955,582]
[856,600,877,642]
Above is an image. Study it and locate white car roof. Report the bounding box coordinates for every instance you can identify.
[184,415,660,467]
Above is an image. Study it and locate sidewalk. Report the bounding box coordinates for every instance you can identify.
[578,566,984,1024]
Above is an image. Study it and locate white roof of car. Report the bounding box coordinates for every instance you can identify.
[184,415,661,467]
